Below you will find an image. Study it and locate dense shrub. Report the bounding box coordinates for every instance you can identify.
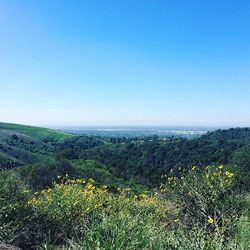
[28,178,169,247]
[0,171,31,245]
[161,165,242,237]
[18,160,74,189]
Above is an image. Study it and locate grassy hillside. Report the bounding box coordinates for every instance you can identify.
[0,122,71,142]
[0,122,72,168]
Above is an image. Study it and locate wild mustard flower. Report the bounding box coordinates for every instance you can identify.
[208,217,214,224]
[94,204,102,209]
[225,171,234,178]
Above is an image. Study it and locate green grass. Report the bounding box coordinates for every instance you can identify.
[0,122,73,167]
[0,122,71,142]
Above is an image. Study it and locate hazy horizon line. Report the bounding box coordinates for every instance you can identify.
[1,121,250,129]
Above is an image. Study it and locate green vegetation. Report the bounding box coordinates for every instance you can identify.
[70,159,148,192]
[0,122,71,168]
[0,165,249,249]
[0,122,71,142]
[0,123,249,249]
[82,128,250,185]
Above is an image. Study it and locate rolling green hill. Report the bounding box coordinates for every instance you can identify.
[0,122,72,168]
[0,122,71,142]
[1,122,250,189]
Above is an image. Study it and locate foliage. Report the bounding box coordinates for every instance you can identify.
[0,171,31,245]
[56,136,103,159]
[0,171,248,249]
[83,128,250,185]
[232,142,250,191]
[28,177,168,247]
[161,165,242,237]
[16,160,74,190]
[2,122,250,188]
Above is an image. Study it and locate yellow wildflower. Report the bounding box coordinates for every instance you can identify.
[207,217,214,224]
[225,171,234,178]
[94,204,102,209]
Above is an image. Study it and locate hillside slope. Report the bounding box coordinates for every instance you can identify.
[82,128,250,184]
[1,122,250,187]
[0,122,71,142]
[0,122,72,168]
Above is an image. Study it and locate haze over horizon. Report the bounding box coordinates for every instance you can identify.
[1,1,250,127]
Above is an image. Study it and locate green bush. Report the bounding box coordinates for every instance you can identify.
[0,171,31,245]
[161,165,242,235]
[28,178,169,247]
[17,160,74,190]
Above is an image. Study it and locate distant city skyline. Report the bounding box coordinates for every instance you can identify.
[1,1,250,127]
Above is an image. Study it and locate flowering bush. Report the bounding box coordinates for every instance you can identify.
[0,169,248,249]
[28,177,169,245]
[161,165,241,234]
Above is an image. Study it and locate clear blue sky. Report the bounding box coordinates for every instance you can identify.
[0,0,250,127]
